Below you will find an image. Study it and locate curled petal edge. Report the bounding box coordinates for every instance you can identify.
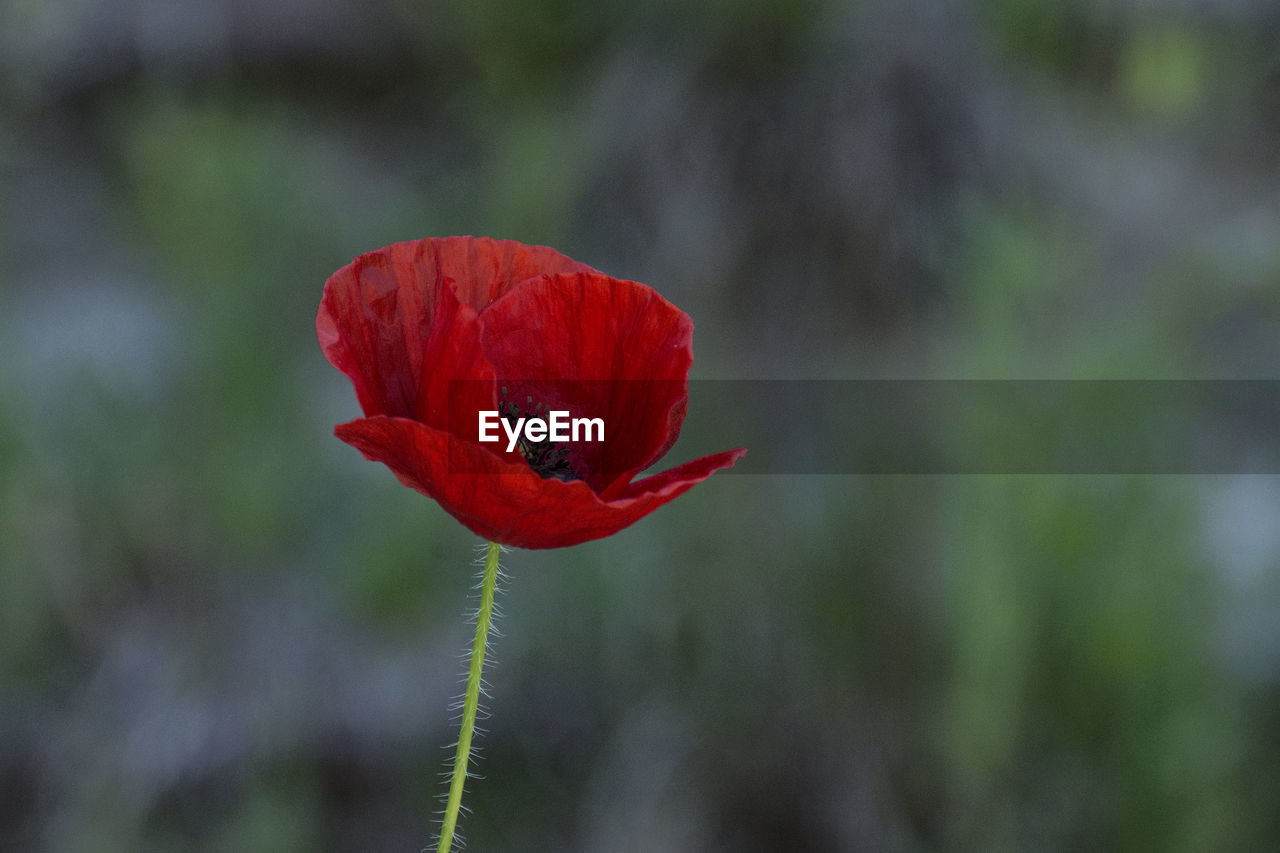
[335,416,745,549]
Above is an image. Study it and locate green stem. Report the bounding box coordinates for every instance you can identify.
[437,540,501,853]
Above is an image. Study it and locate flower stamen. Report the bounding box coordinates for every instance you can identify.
[498,387,580,481]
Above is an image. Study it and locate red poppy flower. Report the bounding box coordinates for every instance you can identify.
[317,236,745,549]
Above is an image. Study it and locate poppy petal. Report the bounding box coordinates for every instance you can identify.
[613,447,748,501]
[318,241,434,418]
[414,279,495,432]
[336,416,744,549]
[318,237,593,419]
[437,236,598,312]
[477,272,694,496]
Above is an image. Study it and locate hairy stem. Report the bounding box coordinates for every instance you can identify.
[436,540,501,853]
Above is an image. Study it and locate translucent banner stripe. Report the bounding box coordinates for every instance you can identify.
[448,380,1280,475]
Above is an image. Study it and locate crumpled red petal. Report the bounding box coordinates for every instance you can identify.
[414,280,494,431]
[335,415,745,549]
[478,272,694,497]
[317,237,592,419]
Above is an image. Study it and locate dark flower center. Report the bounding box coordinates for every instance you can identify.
[499,386,581,482]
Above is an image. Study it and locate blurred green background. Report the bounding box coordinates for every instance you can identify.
[3,1,1280,850]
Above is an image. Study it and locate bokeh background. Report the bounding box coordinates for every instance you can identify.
[3,1,1280,850]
